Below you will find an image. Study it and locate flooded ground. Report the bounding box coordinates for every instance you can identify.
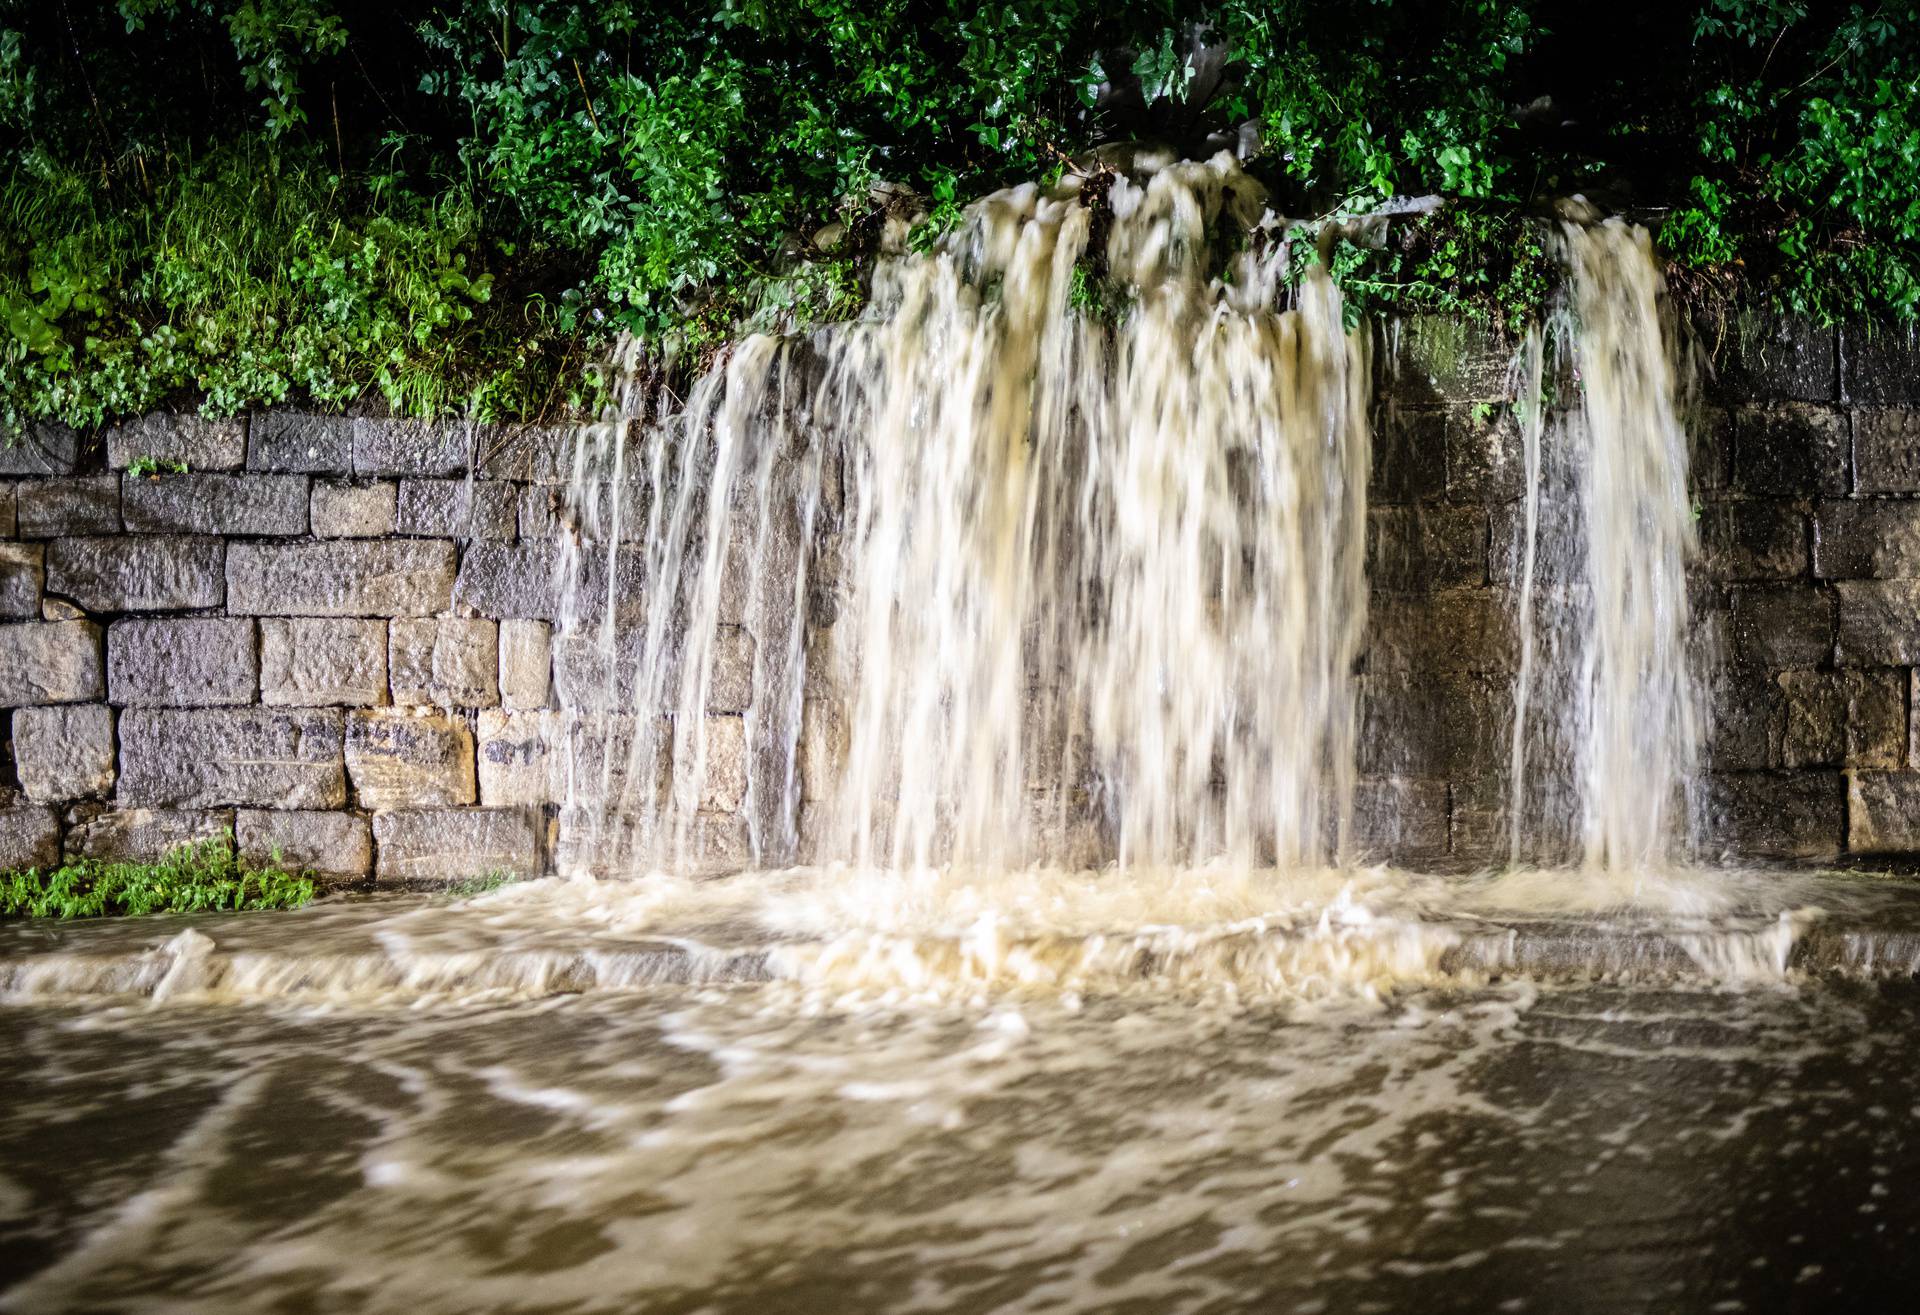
[3,867,1920,1313]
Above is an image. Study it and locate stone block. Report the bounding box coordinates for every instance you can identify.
[1853,408,1920,494]
[800,697,847,802]
[0,483,15,537]
[1843,327,1920,405]
[1699,501,1807,581]
[1710,315,1838,402]
[1835,580,1920,664]
[0,423,81,476]
[373,808,540,882]
[675,714,748,813]
[38,599,81,622]
[1443,404,1542,503]
[117,709,345,808]
[310,480,397,537]
[17,476,121,538]
[353,417,471,477]
[1699,771,1843,862]
[708,626,756,713]
[0,620,103,706]
[0,806,60,869]
[1384,316,1514,402]
[236,809,371,880]
[1691,407,1734,492]
[12,704,115,802]
[346,709,475,808]
[476,709,557,806]
[259,618,388,707]
[1367,506,1488,592]
[453,541,558,619]
[394,478,518,539]
[1730,586,1833,667]
[1350,776,1449,862]
[1847,772,1920,854]
[1370,406,1446,504]
[1488,501,1582,586]
[1777,671,1843,769]
[105,413,247,472]
[107,617,257,707]
[499,619,552,711]
[122,473,308,536]
[1851,670,1908,769]
[1358,673,1510,778]
[1731,403,1848,496]
[226,540,455,616]
[46,536,225,611]
[477,423,574,483]
[64,808,232,864]
[1707,668,1779,771]
[1365,590,1514,673]
[248,411,354,473]
[0,542,42,618]
[389,618,499,707]
[1812,499,1920,578]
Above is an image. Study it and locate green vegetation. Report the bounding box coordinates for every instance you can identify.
[437,869,521,900]
[4,1,1920,429]
[124,454,187,477]
[0,836,315,919]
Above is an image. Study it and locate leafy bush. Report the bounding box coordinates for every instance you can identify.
[3,0,1920,429]
[0,837,315,919]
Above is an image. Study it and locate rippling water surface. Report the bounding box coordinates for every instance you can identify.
[4,868,1920,1313]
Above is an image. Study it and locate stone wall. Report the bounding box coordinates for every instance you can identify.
[0,316,1913,881]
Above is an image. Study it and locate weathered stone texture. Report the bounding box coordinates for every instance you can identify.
[498,619,552,711]
[476,709,555,806]
[390,618,499,707]
[311,480,397,537]
[708,627,756,713]
[0,424,81,477]
[65,807,232,863]
[1776,670,1904,770]
[1699,771,1843,862]
[676,714,748,813]
[1812,500,1920,578]
[373,807,540,881]
[453,541,558,619]
[1359,673,1511,778]
[1843,328,1920,405]
[1370,506,1488,591]
[107,617,257,707]
[123,473,308,536]
[1852,408,1920,494]
[1731,403,1848,496]
[1367,591,1515,674]
[17,476,121,538]
[105,414,247,472]
[0,620,103,706]
[1730,586,1833,668]
[0,543,43,618]
[47,536,225,611]
[395,478,517,539]
[477,423,573,483]
[0,484,17,538]
[237,809,371,879]
[1370,407,1446,503]
[346,709,476,808]
[1351,776,1449,862]
[117,708,345,808]
[1711,316,1838,402]
[0,806,60,869]
[248,411,353,473]
[1835,580,1920,665]
[13,704,115,802]
[1699,502,1807,581]
[1847,772,1920,854]
[354,417,471,477]
[226,540,455,616]
[259,618,388,707]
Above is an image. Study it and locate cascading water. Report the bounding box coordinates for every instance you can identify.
[552,152,1372,877]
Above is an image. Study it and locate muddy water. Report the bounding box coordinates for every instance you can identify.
[4,871,1920,1313]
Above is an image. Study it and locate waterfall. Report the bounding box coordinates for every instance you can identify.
[551,152,1372,876]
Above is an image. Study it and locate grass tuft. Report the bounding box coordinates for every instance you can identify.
[0,836,315,920]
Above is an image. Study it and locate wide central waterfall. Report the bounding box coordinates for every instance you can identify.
[549,153,1699,883]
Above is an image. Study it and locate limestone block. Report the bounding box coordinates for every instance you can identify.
[1813,499,1920,578]
[248,411,353,473]
[1351,776,1450,863]
[395,478,517,539]
[353,417,470,477]
[674,714,747,813]
[107,617,257,707]
[0,423,81,476]
[708,626,755,712]
[17,476,122,538]
[236,809,371,879]
[0,805,61,869]
[373,807,540,882]
[476,709,557,806]
[122,473,308,535]
[1731,403,1848,496]
[1699,501,1808,582]
[346,709,475,808]
[1700,771,1843,862]
[1710,316,1838,403]
[13,704,115,802]
[1370,506,1488,592]
[1370,406,1447,504]
[1730,585,1834,668]
[117,708,345,808]
[46,536,225,611]
[64,807,233,863]
[1835,580,1920,665]
[0,620,103,706]
[260,618,388,707]
[226,540,455,616]
[498,619,552,710]
[1365,590,1515,674]
[0,542,43,618]
[1844,330,1920,405]
[310,480,397,537]
[105,413,247,472]
[1847,772,1920,854]
[477,423,573,483]
[452,541,558,620]
[389,618,499,707]
[1855,408,1920,494]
